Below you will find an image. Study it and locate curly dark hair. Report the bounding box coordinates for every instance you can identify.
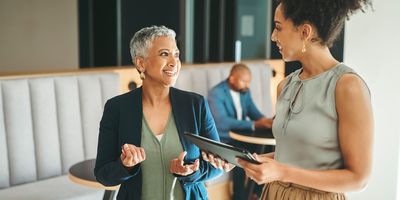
[277,0,372,47]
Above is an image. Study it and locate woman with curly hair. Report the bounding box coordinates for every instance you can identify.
[236,0,374,199]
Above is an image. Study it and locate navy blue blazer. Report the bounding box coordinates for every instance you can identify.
[207,80,264,143]
[94,87,222,200]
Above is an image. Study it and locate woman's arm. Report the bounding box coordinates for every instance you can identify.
[175,97,223,182]
[94,99,142,186]
[239,74,373,193]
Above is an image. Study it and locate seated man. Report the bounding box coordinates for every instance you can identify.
[207,63,272,200]
[208,63,272,143]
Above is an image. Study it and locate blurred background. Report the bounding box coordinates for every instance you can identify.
[0,0,399,199]
[0,0,344,74]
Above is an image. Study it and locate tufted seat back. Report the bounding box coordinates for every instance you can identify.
[0,73,119,189]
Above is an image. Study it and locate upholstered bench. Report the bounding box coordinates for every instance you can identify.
[0,72,119,199]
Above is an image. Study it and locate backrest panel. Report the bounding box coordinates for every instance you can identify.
[78,76,105,160]
[0,84,11,188]
[55,76,85,174]
[30,78,62,180]
[2,80,37,186]
[248,63,273,117]
[190,69,209,97]
[0,72,119,188]
[174,70,192,92]
[100,75,119,106]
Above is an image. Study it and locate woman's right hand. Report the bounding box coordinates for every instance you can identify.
[120,143,146,168]
[237,153,285,185]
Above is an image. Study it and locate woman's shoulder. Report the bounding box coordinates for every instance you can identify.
[106,88,140,105]
[170,87,205,101]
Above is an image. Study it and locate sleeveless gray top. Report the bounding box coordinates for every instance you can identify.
[272,63,361,170]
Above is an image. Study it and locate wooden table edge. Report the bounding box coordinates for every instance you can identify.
[68,173,119,191]
[229,131,276,145]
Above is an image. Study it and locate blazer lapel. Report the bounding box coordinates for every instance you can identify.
[169,88,186,151]
[123,87,143,147]
[222,81,238,119]
[240,92,247,119]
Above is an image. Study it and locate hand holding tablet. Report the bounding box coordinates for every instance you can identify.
[201,151,235,172]
[184,132,261,167]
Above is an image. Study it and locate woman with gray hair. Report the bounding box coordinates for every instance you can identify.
[94,25,223,200]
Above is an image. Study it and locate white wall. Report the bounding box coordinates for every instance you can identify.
[0,0,79,74]
[344,0,400,199]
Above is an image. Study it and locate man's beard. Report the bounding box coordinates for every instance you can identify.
[238,88,248,93]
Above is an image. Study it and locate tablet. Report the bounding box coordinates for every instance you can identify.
[184,132,261,167]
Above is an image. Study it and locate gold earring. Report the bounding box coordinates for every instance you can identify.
[301,41,306,53]
[140,71,146,80]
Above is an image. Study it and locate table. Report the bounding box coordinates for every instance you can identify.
[229,128,276,146]
[229,129,275,200]
[68,159,119,200]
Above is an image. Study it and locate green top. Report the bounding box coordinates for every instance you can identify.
[272,63,367,170]
[141,113,185,200]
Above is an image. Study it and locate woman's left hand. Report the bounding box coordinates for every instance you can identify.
[201,151,235,172]
[237,153,286,185]
[170,151,200,176]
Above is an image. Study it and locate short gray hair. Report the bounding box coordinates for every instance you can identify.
[129,25,176,59]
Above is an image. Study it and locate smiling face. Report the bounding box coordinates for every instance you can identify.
[136,36,181,87]
[271,3,304,62]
